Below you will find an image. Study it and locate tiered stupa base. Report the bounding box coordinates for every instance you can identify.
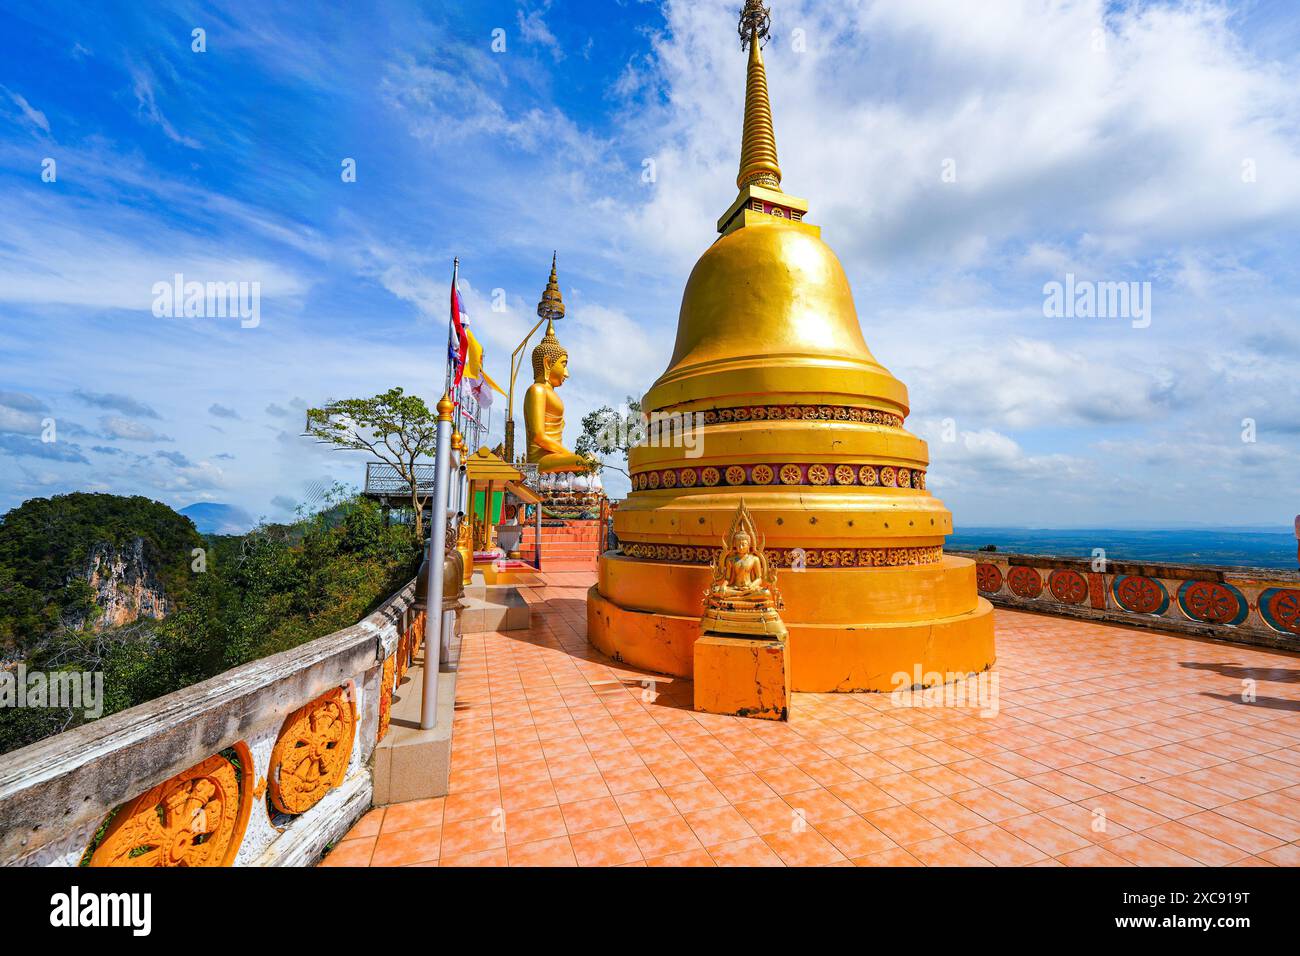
[589,555,993,693]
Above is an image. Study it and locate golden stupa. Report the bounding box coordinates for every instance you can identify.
[588,0,995,691]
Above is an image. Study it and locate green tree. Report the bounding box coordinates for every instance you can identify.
[304,388,439,536]
[575,396,643,480]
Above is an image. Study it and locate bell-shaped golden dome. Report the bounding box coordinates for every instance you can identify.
[645,219,908,415]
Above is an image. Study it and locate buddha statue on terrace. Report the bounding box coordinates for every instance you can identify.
[524,317,592,474]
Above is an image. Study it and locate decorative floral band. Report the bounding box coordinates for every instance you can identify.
[632,463,926,491]
[621,542,944,568]
[697,404,905,428]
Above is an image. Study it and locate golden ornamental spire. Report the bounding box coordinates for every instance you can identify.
[536,251,565,322]
[737,0,781,191]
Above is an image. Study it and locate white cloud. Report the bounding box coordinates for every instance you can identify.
[4,88,50,134]
[99,416,172,442]
[128,62,201,149]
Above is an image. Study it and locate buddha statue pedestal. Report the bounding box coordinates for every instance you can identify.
[694,636,790,721]
[692,501,790,721]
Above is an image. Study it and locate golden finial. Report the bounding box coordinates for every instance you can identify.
[736,1,781,191]
[436,393,454,421]
[532,254,568,380]
[536,251,565,322]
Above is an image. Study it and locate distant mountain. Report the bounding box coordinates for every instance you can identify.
[180,502,255,535]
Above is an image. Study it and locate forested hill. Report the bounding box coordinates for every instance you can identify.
[0,489,422,755]
[0,493,203,655]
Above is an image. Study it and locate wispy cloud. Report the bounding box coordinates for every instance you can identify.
[99,415,171,442]
[3,87,50,134]
[74,388,159,419]
[128,62,201,149]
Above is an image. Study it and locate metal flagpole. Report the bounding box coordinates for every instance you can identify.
[421,258,459,730]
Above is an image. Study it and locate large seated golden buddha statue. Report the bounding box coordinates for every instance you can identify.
[523,260,592,475]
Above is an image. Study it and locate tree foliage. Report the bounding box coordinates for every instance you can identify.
[575,395,643,478]
[304,387,439,534]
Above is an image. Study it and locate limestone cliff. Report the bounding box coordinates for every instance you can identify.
[70,538,173,630]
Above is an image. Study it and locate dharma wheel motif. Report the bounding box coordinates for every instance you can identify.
[1259,588,1300,635]
[90,749,251,867]
[976,563,1003,594]
[1048,569,1089,605]
[1007,566,1043,599]
[1177,580,1248,626]
[1112,575,1169,615]
[269,686,357,815]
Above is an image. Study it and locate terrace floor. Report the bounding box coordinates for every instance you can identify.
[323,569,1300,867]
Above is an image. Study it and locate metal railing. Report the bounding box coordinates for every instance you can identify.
[363,462,437,497]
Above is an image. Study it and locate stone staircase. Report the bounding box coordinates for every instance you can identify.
[520,519,602,571]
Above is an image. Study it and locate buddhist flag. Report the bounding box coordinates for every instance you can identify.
[449,268,469,386]
[464,327,506,408]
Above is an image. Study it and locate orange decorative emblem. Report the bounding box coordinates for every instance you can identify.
[269,687,356,815]
[90,749,251,867]
[378,654,396,744]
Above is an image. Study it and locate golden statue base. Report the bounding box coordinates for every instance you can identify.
[700,603,788,642]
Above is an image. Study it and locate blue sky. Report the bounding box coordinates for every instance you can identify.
[1,0,1298,531]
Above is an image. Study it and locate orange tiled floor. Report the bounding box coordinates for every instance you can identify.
[323,570,1300,867]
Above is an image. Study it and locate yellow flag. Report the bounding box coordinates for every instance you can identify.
[465,329,507,396]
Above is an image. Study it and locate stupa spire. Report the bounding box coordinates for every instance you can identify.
[536,251,565,325]
[736,1,782,191]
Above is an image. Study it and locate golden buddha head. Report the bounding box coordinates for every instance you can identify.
[531,319,569,387]
[733,531,752,556]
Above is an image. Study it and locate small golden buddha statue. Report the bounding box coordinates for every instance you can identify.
[702,500,787,641]
[710,531,770,603]
[524,317,591,474]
